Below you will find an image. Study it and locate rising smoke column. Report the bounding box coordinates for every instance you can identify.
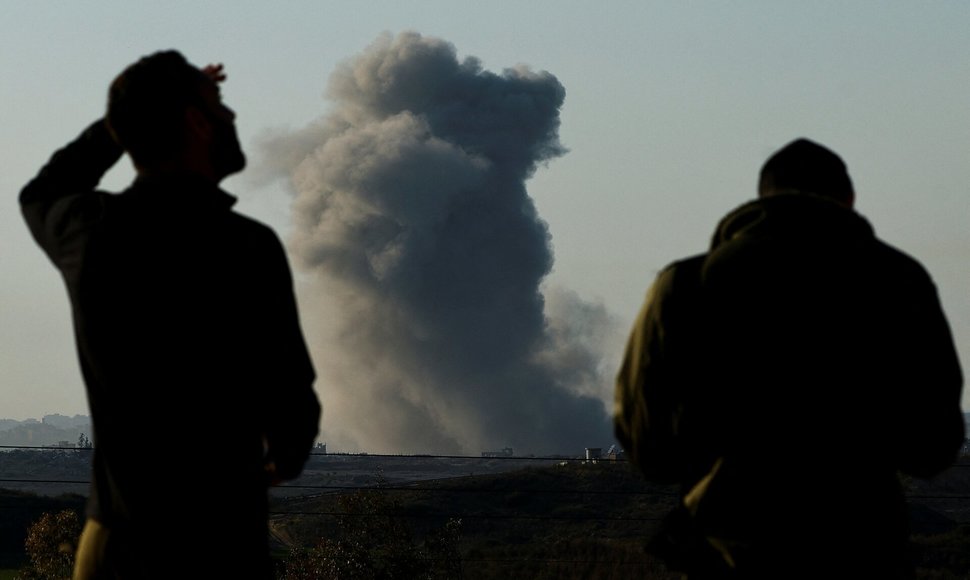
[261,32,615,454]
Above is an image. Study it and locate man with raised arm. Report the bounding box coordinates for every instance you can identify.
[21,51,321,579]
[615,139,964,578]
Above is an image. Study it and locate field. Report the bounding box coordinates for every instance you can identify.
[1,449,968,578]
[268,459,970,579]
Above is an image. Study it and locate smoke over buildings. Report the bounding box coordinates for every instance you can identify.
[259,32,620,454]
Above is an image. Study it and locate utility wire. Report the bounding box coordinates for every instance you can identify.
[4,444,970,467]
[1,479,969,501]
[268,510,665,522]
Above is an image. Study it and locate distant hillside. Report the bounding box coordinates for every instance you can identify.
[35,414,89,430]
[0,415,90,448]
[0,415,90,432]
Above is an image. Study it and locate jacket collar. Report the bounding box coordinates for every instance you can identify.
[129,172,237,212]
[710,194,874,251]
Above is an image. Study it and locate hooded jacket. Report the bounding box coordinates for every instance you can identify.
[615,194,964,577]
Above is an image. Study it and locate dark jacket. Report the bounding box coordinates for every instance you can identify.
[21,120,321,576]
[615,194,964,577]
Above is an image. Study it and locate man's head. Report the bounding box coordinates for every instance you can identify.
[758,139,854,207]
[106,50,245,182]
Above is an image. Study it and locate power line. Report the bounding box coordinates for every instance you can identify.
[3,478,952,501]
[0,477,681,501]
[280,553,663,567]
[0,445,92,451]
[268,510,665,522]
[5,443,970,465]
[4,444,970,467]
[307,451,618,462]
[2,479,969,501]
[0,478,89,485]
[275,482,678,497]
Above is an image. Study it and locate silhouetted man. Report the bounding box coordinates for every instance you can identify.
[615,139,964,579]
[20,51,321,579]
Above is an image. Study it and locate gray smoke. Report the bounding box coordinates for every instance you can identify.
[259,32,619,454]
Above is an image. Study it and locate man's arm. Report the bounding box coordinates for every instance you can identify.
[615,257,705,483]
[256,232,321,482]
[894,274,964,478]
[615,271,673,478]
[20,120,123,265]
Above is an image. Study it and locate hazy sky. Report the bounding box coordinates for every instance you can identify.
[3,3,968,447]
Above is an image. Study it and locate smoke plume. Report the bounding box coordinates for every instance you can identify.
[259,32,618,454]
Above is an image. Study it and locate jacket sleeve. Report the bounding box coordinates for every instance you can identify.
[20,120,123,266]
[615,259,703,483]
[257,232,321,481]
[893,273,964,478]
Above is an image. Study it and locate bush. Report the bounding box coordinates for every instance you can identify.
[18,510,81,580]
[278,476,462,579]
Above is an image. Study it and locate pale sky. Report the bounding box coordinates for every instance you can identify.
[3,2,968,425]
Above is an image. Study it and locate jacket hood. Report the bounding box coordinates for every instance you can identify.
[710,193,874,252]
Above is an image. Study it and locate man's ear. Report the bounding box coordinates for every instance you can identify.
[185,105,212,141]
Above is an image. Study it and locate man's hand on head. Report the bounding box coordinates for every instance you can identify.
[202,63,226,83]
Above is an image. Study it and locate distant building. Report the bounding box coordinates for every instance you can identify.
[314,442,327,454]
[585,447,602,461]
[49,440,75,448]
[482,447,514,458]
[607,447,625,462]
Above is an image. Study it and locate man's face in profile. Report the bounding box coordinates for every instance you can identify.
[196,75,246,181]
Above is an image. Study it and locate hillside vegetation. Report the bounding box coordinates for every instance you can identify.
[271,460,970,579]
[1,451,968,578]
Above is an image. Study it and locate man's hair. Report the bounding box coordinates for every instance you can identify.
[758,138,854,205]
[106,50,205,165]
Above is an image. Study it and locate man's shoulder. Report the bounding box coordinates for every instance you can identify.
[867,237,934,285]
[650,254,707,301]
[221,210,293,268]
[222,209,283,244]
[669,253,707,271]
[225,209,276,235]
[661,254,707,282]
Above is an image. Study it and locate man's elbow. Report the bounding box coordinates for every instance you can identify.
[898,418,966,478]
